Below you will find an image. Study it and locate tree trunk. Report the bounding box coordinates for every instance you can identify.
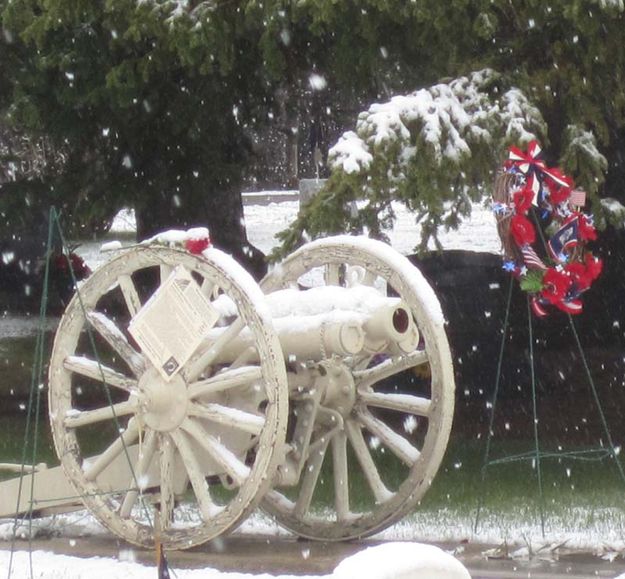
[203,184,267,280]
[135,185,267,281]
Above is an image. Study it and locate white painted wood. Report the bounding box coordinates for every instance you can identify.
[118,274,142,318]
[63,356,137,392]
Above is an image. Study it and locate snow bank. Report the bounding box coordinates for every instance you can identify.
[1,542,470,579]
[333,543,470,579]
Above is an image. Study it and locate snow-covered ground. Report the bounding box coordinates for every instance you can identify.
[3,504,625,577]
[241,198,501,256]
[78,196,501,271]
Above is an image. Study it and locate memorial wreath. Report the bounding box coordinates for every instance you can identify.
[492,141,602,316]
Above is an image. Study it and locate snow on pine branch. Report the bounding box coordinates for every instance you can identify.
[138,0,216,22]
[328,69,545,176]
[563,125,607,172]
[499,87,547,144]
[329,131,374,174]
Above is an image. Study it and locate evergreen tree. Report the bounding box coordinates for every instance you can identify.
[469,0,624,221]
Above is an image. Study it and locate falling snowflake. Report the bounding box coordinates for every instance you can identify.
[403,415,418,434]
[309,73,327,91]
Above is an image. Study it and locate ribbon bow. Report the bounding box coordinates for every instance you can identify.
[506,140,571,189]
[507,140,545,174]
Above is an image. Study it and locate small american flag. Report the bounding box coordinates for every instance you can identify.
[548,219,579,260]
[569,189,586,207]
[521,245,547,270]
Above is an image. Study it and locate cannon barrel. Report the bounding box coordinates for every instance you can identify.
[206,285,419,364]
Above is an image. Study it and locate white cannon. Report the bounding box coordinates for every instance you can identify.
[0,235,455,549]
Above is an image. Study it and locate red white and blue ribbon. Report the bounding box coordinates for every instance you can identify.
[506,141,572,189]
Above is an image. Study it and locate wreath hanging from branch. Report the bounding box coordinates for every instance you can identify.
[492,141,602,316]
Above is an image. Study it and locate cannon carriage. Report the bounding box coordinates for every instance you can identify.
[0,235,454,549]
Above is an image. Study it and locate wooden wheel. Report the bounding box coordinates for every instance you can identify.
[48,246,288,549]
[260,236,454,540]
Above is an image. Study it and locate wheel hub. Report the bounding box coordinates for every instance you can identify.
[138,367,188,431]
[319,362,356,417]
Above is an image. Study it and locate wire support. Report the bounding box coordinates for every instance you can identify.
[474,277,514,532]
[475,208,625,537]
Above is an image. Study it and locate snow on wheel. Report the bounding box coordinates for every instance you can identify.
[48,245,288,549]
[260,236,455,540]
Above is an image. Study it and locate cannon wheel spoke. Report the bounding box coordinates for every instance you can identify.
[188,401,266,436]
[260,236,454,541]
[185,317,246,382]
[118,274,142,318]
[188,365,263,399]
[293,435,331,518]
[85,310,146,376]
[355,408,420,466]
[83,418,139,482]
[63,399,138,429]
[263,432,332,520]
[63,355,138,393]
[331,431,350,522]
[357,390,431,418]
[181,418,251,486]
[171,429,221,521]
[48,245,287,550]
[353,350,429,389]
[158,433,176,531]
[119,429,157,518]
[160,264,173,284]
[345,419,394,504]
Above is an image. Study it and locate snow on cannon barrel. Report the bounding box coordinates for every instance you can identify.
[206,284,420,364]
[1,234,455,550]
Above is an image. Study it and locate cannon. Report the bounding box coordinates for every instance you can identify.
[0,235,454,549]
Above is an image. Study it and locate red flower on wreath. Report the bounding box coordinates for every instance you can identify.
[564,254,602,292]
[545,175,573,206]
[513,186,534,214]
[510,213,536,246]
[565,261,592,291]
[541,268,572,305]
[53,253,92,279]
[585,254,603,281]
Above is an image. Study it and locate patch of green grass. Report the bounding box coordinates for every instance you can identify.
[420,437,625,517]
[0,414,57,481]
[0,336,50,399]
